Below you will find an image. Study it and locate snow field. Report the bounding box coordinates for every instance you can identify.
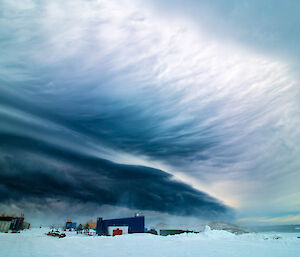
[0,228,300,257]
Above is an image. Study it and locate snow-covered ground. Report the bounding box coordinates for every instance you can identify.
[1,228,300,257]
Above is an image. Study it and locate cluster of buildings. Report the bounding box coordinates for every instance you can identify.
[0,213,30,233]
[64,214,206,237]
[63,215,202,236]
[65,213,145,236]
[1,212,198,237]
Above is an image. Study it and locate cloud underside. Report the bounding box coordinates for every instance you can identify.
[0,134,231,218]
[0,0,299,221]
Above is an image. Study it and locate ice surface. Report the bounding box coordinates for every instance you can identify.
[0,228,300,257]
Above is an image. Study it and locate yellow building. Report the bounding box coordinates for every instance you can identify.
[83,222,97,229]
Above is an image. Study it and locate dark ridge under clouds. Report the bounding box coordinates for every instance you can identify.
[0,133,231,218]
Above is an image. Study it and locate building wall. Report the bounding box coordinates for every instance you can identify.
[96,216,145,235]
[107,226,129,236]
[83,222,97,229]
[10,217,23,231]
[65,222,77,229]
[0,220,12,233]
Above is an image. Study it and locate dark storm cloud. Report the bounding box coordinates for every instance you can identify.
[0,134,231,218]
[1,0,299,222]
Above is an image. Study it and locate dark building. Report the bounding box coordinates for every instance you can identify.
[10,217,24,231]
[96,215,145,236]
[159,229,194,236]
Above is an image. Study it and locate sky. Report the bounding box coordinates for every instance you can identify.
[0,0,300,226]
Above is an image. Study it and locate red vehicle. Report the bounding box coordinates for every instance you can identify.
[46,230,66,238]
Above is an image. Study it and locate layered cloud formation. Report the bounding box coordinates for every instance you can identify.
[0,134,230,218]
[0,0,299,223]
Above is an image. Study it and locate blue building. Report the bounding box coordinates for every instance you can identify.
[96,215,145,235]
[65,220,77,230]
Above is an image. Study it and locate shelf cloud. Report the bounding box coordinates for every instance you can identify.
[0,0,299,223]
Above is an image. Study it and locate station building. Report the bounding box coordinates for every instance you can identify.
[96,215,145,236]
